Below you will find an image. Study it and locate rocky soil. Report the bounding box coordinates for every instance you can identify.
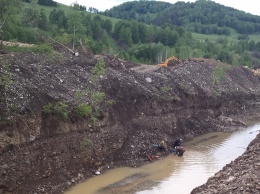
[0,47,260,194]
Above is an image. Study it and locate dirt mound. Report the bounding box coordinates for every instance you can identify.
[0,49,260,194]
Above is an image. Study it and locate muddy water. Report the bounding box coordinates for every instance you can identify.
[65,123,260,194]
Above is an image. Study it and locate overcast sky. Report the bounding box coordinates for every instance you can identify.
[54,0,259,16]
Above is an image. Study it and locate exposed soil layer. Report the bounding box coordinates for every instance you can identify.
[0,48,260,194]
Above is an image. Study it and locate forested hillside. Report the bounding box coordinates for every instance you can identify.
[0,0,260,68]
[103,0,260,36]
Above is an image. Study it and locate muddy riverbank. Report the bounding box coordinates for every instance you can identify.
[0,49,260,193]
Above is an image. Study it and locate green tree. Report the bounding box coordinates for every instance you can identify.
[0,0,22,48]
[38,0,57,7]
[248,40,256,51]
[231,53,241,66]
[91,20,102,40]
[217,50,229,62]
[49,9,58,24]
[103,19,112,34]
[22,7,39,28]
[38,9,47,30]
[72,2,80,10]
[57,10,67,29]
[241,51,252,67]
[113,20,128,40]
[131,21,140,44]
[82,15,93,37]
[119,27,133,47]
[138,22,148,43]
[179,45,192,59]
[67,12,84,34]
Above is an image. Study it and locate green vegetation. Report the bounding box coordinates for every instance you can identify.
[74,89,101,124]
[212,64,230,85]
[43,103,53,114]
[91,92,106,104]
[33,44,64,63]
[1,0,259,68]
[104,0,260,35]
[75,103,92,118]
[42,101,68,119]
[69,59,110,123]
[107,99,116,106]
[71,70,108,124]
[90,59,106,82]
[73,90,106,123]
[157,86,173,101]
[3,42,62,62]
[53,102,68,119]
[160,86,171,93]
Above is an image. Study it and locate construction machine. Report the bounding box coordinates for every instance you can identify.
[157,56,179,67]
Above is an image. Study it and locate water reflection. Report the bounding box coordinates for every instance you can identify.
[137,124,260,194]
[65,124,260,194]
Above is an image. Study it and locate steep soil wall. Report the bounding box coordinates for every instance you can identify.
[0,50,260,194]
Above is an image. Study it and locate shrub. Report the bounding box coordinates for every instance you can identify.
[75,103,92,118]
[157,86,173,101]
[43,103,53,114]
[160,86,171,93]
[53,102,68,119]
[91,92,105,104]
[212,64,229,85]
[90,59,105,81]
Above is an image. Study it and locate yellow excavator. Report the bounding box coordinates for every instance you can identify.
[157,56,179,67]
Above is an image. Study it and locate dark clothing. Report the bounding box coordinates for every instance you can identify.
[173,139,181,147]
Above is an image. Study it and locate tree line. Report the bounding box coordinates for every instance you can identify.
[102,0,260,35]
[0,0,259,68]
[38,0,57,7]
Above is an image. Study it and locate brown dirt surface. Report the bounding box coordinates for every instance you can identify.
[0,47,260,194]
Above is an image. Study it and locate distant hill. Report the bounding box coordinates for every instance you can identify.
[102,0,260,35]
[102,1,173,20]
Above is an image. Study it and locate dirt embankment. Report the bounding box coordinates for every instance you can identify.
[0,48,260,194]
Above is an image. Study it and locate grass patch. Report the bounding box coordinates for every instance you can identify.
[249,33,260,42]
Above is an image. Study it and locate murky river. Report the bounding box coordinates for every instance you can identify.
[65,123,260,194]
